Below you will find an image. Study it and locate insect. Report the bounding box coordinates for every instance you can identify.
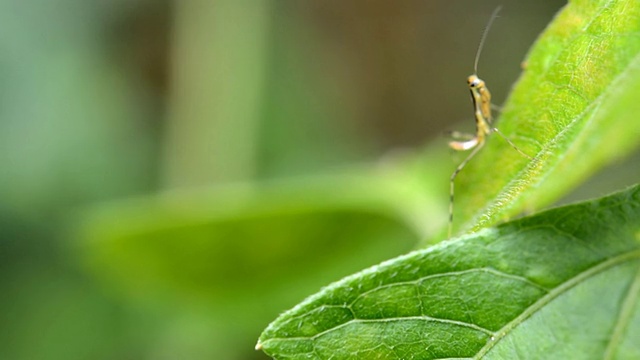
[448,6,532,238]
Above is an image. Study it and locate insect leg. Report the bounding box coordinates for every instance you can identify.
[449,140,485,238]
[492,127,533,159]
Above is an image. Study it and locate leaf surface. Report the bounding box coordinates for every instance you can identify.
[258,184,640,359]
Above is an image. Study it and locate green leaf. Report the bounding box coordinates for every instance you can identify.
[451,0,640,236]
[257,183,640,359]
[76,170,438,304]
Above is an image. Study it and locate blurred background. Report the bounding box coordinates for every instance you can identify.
[0,1,572,359]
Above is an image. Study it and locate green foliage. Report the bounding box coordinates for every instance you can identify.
[79,174,427,303]
[77,172,430,358]
[451,0,640,235]
[71,0,640,359]
[257,184,640,359]
[255,0,640,358]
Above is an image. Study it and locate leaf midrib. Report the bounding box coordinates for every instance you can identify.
[474,249,640,359]
[603,262,640,359]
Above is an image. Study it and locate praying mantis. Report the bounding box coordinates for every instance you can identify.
[448,6,532,238]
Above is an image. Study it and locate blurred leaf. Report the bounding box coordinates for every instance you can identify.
[450,0,640,236]
[77,145,449,359]
[77,167,444,308]
[257,183,640,359]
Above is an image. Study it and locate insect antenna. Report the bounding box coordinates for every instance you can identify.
[473,6,502,75]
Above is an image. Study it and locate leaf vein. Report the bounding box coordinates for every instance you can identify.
[603,261,640,359]
[473,249,640,358]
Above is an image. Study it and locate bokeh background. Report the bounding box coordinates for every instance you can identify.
[0,1,595,359]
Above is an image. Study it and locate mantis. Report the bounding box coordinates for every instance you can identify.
[448,6,532,238]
